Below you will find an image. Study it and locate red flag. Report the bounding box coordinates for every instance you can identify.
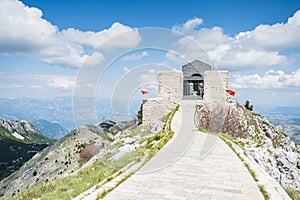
[226,89,235,96]
[141,90,149,95]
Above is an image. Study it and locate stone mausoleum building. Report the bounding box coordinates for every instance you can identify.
[182,60,212,98]
[142,60,229,124]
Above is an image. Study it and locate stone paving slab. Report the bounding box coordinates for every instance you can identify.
[103,100,264,200]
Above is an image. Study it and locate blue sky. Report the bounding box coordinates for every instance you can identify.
[1,0,300,111]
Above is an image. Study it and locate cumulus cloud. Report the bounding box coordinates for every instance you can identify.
[170,11,300,69]
[84,52,105,67]
[121,51,148,61]
[139,69,157,83]
[173,17,203,33]
[0,0,141,67]
[231,68,300,89]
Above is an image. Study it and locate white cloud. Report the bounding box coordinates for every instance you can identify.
[121,51,148,61]
[231,68,300,89]
[84,52,105,67]
[123,67,131,73]
[173,17,203,33]
[0,0,141,67]
[170,11,300,69]
[236,11,300,50]
[139,69,157,83]
[49,76,75,89]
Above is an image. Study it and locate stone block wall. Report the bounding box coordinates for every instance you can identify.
[142,98,178,124]
[203,70,229,103]
[157,70,183,101]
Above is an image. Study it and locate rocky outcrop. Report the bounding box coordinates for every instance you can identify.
[243,116,300,190]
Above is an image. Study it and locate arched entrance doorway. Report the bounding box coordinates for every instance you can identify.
[182,60,212,99]
[183,73,204,97]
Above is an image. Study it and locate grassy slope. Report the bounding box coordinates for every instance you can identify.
[8,106,179,200]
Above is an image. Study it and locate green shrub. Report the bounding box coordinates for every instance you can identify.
[244,100,253,111]
[285,187,300,200]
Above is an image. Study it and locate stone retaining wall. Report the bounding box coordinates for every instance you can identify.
[142,98,178,125]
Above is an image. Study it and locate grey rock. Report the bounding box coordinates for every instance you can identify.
[109,144,136,161]
[248,125,256,137]
[286,152,298,165]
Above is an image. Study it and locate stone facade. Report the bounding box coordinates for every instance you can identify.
[157,70,183,101]
[142,70,182,124]
[142,61,230,124]
[203,70,229,103]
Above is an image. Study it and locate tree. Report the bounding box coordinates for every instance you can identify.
[137,104,143,125]
[244,100,253,111]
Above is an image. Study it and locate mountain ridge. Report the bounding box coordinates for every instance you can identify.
[0,118,53,181]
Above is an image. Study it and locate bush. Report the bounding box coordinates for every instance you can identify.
[78,144,100,164]
[199,104,247,138]
[244,100,253,111]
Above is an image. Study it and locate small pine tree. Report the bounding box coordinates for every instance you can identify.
[137,104,143,125]
[244,100,253,111]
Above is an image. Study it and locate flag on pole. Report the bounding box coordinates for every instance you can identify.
[141,90,149,95]
[226,89,235,96]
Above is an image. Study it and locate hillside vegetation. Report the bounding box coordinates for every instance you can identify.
[0,107,178,200]
[0,119,53,180]
[196,102,300,196]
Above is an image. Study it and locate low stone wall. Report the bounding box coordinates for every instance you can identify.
[142,98,178,125]
[203,70,229,103]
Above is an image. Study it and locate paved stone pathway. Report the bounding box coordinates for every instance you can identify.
[103,100,264,199]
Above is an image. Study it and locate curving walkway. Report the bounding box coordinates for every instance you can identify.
[103,100,264,199]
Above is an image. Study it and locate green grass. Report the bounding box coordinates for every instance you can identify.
[285,187,300,200]
[8,147,145,200]
[128,124,150,138]
[106,140,123,150]
[258,185,270,200]
[9,161,115,200]
[244,162,258,182]
[8,106,179,200]
[219,133,244,149]
[95,131,113,142]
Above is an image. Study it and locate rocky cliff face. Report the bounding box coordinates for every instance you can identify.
[198,102,300,192]
[243,114,300,190]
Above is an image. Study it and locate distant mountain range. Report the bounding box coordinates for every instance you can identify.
[0,97,120,135]
[262,106,300,145]
[31,119,68,140]
[0,119,53,180]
